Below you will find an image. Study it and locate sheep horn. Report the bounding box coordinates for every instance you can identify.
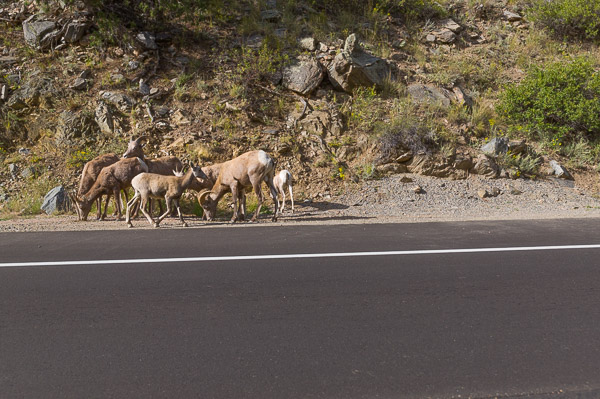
[198,190,213,204]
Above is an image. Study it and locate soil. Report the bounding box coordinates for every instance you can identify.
[2,172,600,232]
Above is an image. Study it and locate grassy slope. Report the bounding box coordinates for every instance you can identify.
[1,0,600,218]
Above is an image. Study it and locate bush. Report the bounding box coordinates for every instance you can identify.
[375,119,437,164]
[528,0,600,41]
[498,57,600,145]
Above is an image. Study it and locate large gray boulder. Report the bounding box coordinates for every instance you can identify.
[282,56,324,95]
[407,84,452,108]
[41,186,69,214]
[23,17,56,48]
[480,137,509,155]
[327,34,391,93]
[100,91,135,112]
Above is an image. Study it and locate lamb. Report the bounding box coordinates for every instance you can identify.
[77,153,121,220]
[198,150,278,223]
[70,157,149,221]
[273,169,294,213]
[126,164,205,228]
[122,136,184,215]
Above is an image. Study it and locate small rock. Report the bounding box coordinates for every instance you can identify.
[261,9,281,22]
[128,60,140,70]
[549,160,573,180]
[413,185,424,194]
[441,18,462,32]
[139,79,150,95]
[299,37,318,51]
[70,77,88,90]
[503,10,522,21]
[477,189,489,199]
[400,176,413,183]
[136,31,157,50]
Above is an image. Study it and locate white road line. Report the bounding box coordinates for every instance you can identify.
[1,244,600,268]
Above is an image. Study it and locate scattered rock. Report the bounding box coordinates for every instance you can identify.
[95,101,115,134]
[407,84,452,108]
[261,9,281,22]
[503,10,522,21]
[480,137,509,155]
[400,176,413,183]
[299,37,318,51]
[136,31,158,50]
[100,91,135,112]
[7,76,57,110]
[441,18,462,32]
[282,56,324,95]
[413,185,424,194]
[376,163,408,175]
[327,33,391,93]
[471,155,499,178]
[56,110,96,145]
[41,186,69,215]
[70,77,88,90]
[549,160,573,180]
[139,79,150,96]
[22,17,56,48]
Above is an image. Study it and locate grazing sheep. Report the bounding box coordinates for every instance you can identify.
[273,169,294,213]
[198,150,278,223]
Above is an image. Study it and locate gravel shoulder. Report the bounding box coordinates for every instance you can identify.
[1,174,600,232]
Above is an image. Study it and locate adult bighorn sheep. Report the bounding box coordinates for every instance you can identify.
[273,169,294,213]
[187,163,223,219]
[77,153,121,220]
[70,157,149,221]
[126,164,205,228]
[198,150,278,223]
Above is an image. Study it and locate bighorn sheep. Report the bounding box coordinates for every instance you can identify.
[186,163,223,219]
[70,157,149,221]
[77,153,120,220]
[122,136,184,215]
[126,164,205,228]
[273,169,294,213]
[198,150,278,223]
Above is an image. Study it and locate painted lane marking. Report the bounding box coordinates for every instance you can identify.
[1,244,600,268]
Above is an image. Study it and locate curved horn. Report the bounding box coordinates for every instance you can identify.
[198,190,213,205]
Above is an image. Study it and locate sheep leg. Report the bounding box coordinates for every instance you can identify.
[279,184,286,214]
[238,189,246,221]
[126,194,140,227]
[95,197,102,220]
[289,183,294,213]
[113,187,124,220]
[265,176,278,222]
[230,184,240,223]
[139,196,157,227]
[156,197,172,227]
[174,199,188,227]
[250,181,264,222]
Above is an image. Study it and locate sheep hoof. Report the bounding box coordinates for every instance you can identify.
[127,223,133,228]
[183,223,188,227]
[154,223,160,228]
[271,216,278,222]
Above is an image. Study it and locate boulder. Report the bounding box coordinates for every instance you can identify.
[327,34,391,93]
[22,17,56,48]
[299,37,318,51]
[549,160,573,180]
[136,32,157,50]
[471,155,499,178]
[282,56,324,95]
[95,101,115,134]
[480,137,509,155]
[63,20,90,43]
[407,84,452,108]
[41,185,69,215]
[7,76,56,110]
[55,110,96,145]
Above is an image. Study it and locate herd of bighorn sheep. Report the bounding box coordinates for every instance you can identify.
[69,137,295,228]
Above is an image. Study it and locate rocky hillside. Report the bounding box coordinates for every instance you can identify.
[1,0,599,218]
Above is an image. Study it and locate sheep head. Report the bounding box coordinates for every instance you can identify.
[122,136,148,159]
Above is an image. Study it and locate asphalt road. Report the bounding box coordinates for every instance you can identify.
[2,219,600,398]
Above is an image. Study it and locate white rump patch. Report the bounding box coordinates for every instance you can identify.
[258,150,269,166]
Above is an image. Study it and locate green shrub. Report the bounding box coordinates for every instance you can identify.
[498,57,600,145]
[528,0,600,41]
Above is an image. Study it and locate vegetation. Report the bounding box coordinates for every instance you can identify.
[498,57,600,147]
[528,0,600,41]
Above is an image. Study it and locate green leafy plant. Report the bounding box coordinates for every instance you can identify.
[498,57,600,146]
[528,0,600,41]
